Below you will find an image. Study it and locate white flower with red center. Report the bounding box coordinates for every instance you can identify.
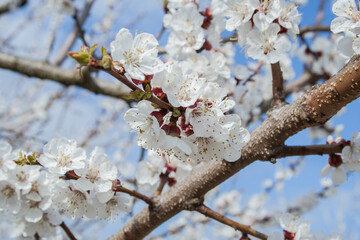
[168,115,249,163]
[268,212,311,240]
[246,23,291,63]
[163,3,203,33]
[110,28,164,81]
[331,0,360,34]
[154,63,206,108]
[124,100,166,149]
[184,82,234,140]
[225,0,258,31]
[75,147,118,203]
[9,165,41,194]
[253,0,281,31]
[320,136,348,185]
[136,150,192,194]
[97,193,131,220]
[278,0,301,40]
[54,179,96,219]
[38,137,86,174]
[342,131,360,171]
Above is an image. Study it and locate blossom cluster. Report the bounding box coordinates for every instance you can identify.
[110,27,250,163]
[330,0,360,56]
[0,138,130,239]
[225,0,301,63]
[136,150,192,195]
[297,35,347,77]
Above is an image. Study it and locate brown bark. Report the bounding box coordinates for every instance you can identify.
[108,55,360,240]
[0,51,130,100]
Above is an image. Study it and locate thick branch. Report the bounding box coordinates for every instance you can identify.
[276,143,344,159]
[109,55,360,240]
[196,205,268,240]
[0,51,130,99]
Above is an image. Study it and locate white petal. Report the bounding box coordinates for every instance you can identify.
[332,167,347,185]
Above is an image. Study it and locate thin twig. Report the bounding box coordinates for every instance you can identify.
[271,62,285,106]
[52,1,94,66]
[153,175,168,198]
[275,143,345,159]
[196,205,268,240]
[114,186,154,206]
[104,68,174,111]
[156,26,165,40]
[315,0,327,27]
[299,25,330,36]
[60,222,77,240]
[73,11,88,47]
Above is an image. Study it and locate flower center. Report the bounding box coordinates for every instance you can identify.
[2,185,15,199]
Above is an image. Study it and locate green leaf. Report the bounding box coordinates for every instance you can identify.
[89,44,99,55]
[101,46,107,56]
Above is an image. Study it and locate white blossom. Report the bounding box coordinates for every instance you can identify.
[246,24,291,63]
[342,131,360,171]
[110,28,164,81]
[331,0,360,34]
[38,138,86,175]
[225,0,258,31]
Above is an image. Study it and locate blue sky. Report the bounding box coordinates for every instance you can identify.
[1,0,360,239]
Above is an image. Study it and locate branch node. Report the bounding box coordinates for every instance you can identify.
[184,197,204,211]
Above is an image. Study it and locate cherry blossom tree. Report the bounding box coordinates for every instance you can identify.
[0,0,360,239]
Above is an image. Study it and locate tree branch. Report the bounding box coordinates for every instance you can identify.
[114,186,154,206]
[100,67,174,111]
[275,143,345,159]
[60,222,77,240]
[299,26,330,36]
[52,1,94,66]
[0,0,27,15]
[0,51,130,100]
[271,62,285,106]
[196,205,268,240]
[153,175,168,198]
[108,55,360,240]
[260,70,326,113]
